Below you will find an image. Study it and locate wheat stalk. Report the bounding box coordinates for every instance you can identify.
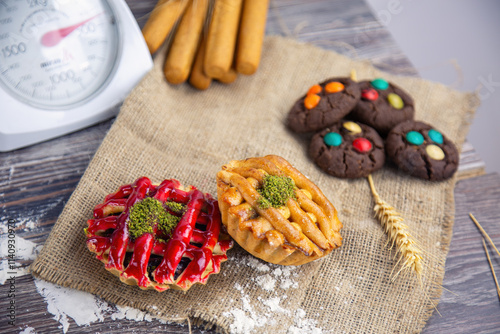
[470,213,500,257]
[482,239,500,301]
[472,213,500,301]
[367,174,424,280]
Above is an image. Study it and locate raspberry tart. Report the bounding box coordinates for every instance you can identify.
[216,155,342,266]
[85,177,233,291]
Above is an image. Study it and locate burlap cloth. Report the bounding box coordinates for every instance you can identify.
[31,36,478,333]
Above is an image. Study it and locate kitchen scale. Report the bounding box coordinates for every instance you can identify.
[0,0,153,152]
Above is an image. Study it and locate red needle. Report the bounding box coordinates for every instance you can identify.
[41,14,100,47]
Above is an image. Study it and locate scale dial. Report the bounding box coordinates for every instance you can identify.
[0,0,119,108]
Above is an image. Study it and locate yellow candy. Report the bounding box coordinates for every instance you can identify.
[343,121,362,134]
[426,144,445,160]
[387,93,404,109]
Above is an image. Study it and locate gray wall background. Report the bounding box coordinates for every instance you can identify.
[365,0,500,174]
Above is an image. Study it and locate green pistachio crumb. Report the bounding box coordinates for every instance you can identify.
[257,175,296,209]
[155,237,168,244]
[257,197,272,209]
[165,201,187,215]
[157,212,181,237]
[128,197,181,239]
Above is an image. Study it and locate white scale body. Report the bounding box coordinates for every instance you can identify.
[0,0,152,151]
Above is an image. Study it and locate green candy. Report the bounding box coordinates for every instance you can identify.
[387,93,404,109]
[406,131,424,145]
[323,132,342,147]
[370,78,389,90]
[428,129,443,144]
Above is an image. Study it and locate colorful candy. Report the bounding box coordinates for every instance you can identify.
[325,81,344,93]
[307,84,322,96]
[361,88,379,101]
[426,144,445,160]
[406,131,424,145]
[352,137,372,153]
[428,129,444,144]
[387,93,404,109]
[323,132,342,147]
[343,121,362,134]
[370,78,389,90]
[304,94,320,109]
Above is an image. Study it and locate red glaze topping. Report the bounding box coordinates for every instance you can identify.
[85,177,233,291]
[361,88,379,101]
[352,137,372,153]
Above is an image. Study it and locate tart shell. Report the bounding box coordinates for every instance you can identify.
[216,155,342,266]
[85,177,233,292]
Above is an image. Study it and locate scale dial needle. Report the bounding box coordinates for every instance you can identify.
[41,14,100,47]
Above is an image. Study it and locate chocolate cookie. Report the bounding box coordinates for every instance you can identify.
[309,120,385,178]
[287,77,361,133]
[349,78,415,136]
[385,121,459,181]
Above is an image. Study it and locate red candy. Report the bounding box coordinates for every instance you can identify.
[361,88,379,101]
[352,138,372,153]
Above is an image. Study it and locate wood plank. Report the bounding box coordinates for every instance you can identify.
[423,173,500,333]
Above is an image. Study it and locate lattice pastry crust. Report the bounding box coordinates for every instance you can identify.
[216,155,342,265]
[85,177,233,291]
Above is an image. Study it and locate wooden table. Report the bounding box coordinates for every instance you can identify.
[1,1,499,333]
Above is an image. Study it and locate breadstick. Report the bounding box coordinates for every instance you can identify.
[142,0,189,54]
[236,0,269,75]
[217,67,238,84]
[189,38,212,90]
[164,0,209,84]
[204,0,243,79]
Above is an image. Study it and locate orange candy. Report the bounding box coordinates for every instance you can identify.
[304,94,320,109]
[325,81,344,93]
[307,84,322,96]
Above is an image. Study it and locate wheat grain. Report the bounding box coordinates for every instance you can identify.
[367,174,424,280]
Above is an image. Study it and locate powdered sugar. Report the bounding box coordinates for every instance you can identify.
[224,282,269,333]
[245,256,271,272]
[251,259,301,293]
[35,279,111,333]
[21,220,37,231]
[280,278,298,290]
[222,254,323,333]
[255,273,276,291]
[260,296,290,314]
[18,327,36,334]
[225,308,260,333]
[0,235,43,284]
[34,279,168,333]
[287,309,323,334]
[110,305,154,322]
